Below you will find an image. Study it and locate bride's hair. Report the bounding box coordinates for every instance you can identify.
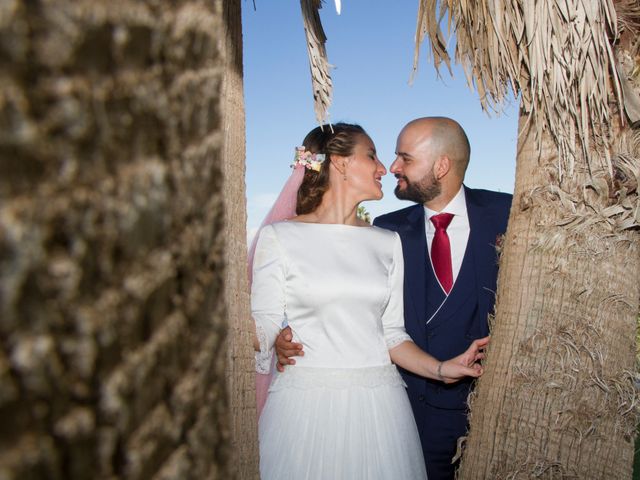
[296,123,366,215]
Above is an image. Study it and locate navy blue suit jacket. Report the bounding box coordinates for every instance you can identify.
[374,186,511,413]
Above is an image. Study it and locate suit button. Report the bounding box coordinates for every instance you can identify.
[418,395,426,402]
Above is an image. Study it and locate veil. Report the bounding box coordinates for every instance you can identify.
[248,164,305,418]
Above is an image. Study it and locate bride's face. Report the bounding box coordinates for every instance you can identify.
[345,135,387,201]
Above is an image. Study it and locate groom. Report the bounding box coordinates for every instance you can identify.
[373,117,511,479]
[276,117,511,479]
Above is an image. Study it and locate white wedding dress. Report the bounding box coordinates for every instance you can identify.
[252,221,427,480]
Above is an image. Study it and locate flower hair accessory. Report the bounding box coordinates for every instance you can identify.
[292,146,325,172]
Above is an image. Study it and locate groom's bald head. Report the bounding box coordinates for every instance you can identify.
[400,117,470,178]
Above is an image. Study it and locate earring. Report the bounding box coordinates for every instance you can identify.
[343,173,347,181]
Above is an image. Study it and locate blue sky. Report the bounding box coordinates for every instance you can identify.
[242,0,519,239]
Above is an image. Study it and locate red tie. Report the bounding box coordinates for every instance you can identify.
[430,213,454,294]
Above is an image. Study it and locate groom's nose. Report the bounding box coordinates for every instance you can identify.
[389,158,401,174]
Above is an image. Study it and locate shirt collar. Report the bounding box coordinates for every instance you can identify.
[424,185,467,220]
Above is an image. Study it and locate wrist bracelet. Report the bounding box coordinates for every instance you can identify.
[437,361,444,381]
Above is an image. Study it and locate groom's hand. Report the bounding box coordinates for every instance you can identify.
[275,326,304,372]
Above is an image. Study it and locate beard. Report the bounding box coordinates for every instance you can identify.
[394,170,441,204]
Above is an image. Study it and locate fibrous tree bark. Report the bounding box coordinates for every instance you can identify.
[220,0,260,477]
[0,0,243,477]
[458,113,639,479]
[410,1,640,478]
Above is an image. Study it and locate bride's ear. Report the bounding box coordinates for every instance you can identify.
[330,155,348,176]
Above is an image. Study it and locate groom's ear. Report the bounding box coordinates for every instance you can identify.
[434,155,452,180]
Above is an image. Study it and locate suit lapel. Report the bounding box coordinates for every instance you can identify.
[426,242,474,328]
[465,186,496,318]
[400,206,428,330]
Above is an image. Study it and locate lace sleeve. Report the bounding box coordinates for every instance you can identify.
[251,225,287,374]
[255,323,274,374]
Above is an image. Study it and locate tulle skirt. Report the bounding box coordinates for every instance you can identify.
[259,364,427,480]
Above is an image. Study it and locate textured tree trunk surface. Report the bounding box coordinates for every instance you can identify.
[459,113,640,479]
[0,0,254,478]
[220,0,260,477]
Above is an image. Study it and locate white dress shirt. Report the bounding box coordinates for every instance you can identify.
[424,186,470,290]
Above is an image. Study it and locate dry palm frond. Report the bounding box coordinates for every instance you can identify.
[413,0,628,179]
[617,61,640,128]
[614,0,640,127]
[523,129,639,258]
[615,0,640,37]
[300,0,333,125]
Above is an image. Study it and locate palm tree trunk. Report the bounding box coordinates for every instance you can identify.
[220,0,260,477]
[459,112,640,479]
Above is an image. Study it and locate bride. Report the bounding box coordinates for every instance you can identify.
[250,123,486,480]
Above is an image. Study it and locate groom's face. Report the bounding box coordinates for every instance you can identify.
[390,127,441,205]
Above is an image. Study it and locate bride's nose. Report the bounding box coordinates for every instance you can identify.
[376,159,387,176]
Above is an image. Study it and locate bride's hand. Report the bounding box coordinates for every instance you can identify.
[439,336,489,384]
